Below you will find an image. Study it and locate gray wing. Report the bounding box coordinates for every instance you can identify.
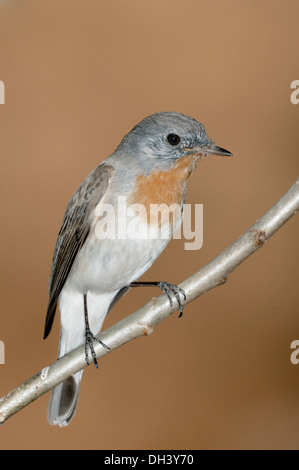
[44,163,114,339]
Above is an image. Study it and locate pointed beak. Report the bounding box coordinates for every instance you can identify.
[207,145,233,157]
[186,143,233,157]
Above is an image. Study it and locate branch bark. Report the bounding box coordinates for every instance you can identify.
[0,179,298,424]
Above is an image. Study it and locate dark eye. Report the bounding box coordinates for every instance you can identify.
[167,133,181,146]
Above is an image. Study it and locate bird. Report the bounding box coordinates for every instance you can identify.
[44,111,232,427]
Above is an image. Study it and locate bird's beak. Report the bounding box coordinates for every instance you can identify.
[205,145,233,157]
[186,144,233,157]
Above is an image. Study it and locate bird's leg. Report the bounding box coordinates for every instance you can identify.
[83,293,110,368]
[129,282,187,318]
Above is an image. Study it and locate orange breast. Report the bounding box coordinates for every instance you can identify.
[127,154,199,229]
[128,154,198,210]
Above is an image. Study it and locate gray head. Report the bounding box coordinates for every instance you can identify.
[116,111,232,171]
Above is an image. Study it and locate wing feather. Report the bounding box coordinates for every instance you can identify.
[44,163,114,339]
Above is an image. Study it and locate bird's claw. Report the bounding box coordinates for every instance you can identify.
[157,282,186,318]
[85,328,110,368]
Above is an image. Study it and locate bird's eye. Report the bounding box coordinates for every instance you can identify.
[167,133,181,146]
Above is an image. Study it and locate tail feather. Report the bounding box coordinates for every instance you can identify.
[47,371,83,427]
[47,290,116,426]
[47,323,84,427]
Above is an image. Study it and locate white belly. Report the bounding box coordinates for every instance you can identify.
[64,205,183,295]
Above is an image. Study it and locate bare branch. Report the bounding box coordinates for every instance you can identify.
[0,179,298,424]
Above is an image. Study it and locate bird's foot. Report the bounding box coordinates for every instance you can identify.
[129,281,187,317]
[85,328,110,368]
[157,281,187,317]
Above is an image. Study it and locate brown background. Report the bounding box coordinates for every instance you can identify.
[0,0,298,450]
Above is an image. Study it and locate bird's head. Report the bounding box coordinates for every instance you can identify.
[117,111,232,173]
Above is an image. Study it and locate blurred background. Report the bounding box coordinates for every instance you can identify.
[0,0,298,450]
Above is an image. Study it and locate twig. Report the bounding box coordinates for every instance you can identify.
[0,179,298,424]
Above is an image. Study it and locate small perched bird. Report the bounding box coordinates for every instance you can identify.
[44,111,232,426]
